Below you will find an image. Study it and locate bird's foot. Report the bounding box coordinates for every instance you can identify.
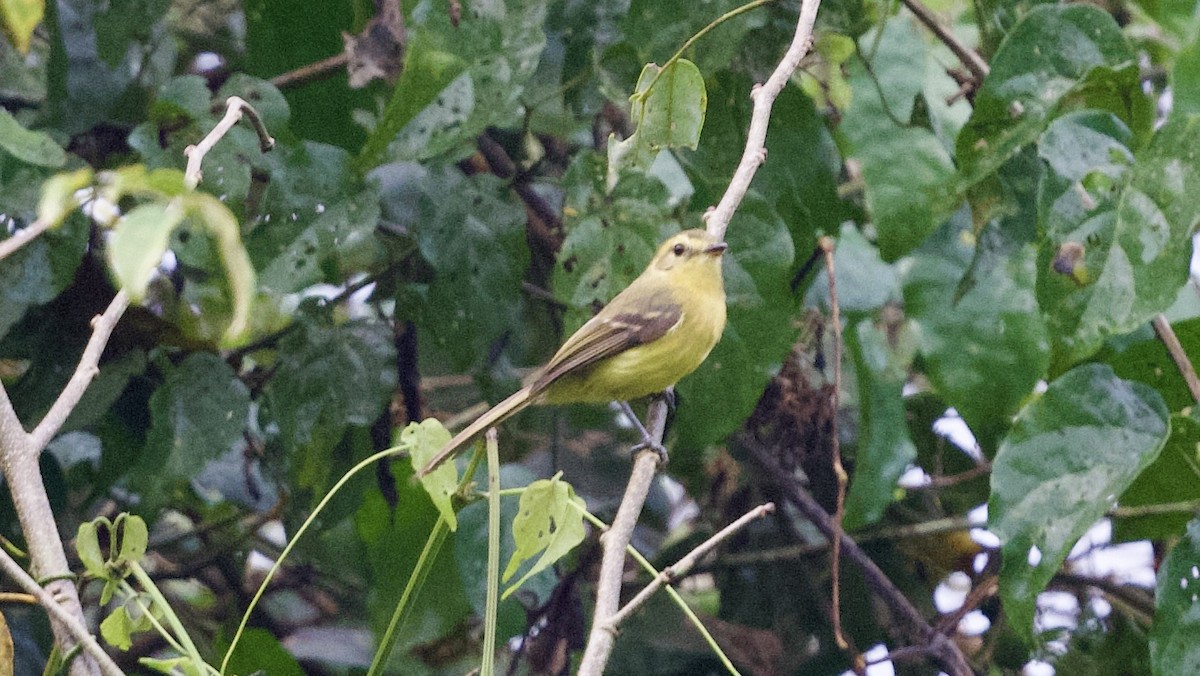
[630,438,669,467]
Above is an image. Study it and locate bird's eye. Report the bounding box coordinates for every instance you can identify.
[672,243,686,256]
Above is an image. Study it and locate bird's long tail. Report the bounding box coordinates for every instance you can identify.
[417,386,534,477]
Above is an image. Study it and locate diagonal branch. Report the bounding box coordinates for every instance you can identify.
[0,218,53,263]
[30,291,130,451]
[899,0,989,83]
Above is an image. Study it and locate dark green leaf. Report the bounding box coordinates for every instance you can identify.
[843,318,919,530]
[218,628,304,676]
[267,319,396,473]
[956,5,1144,193]
[841,18,956,260]
[1037,113,1200,365]
[989,363,1169,642]
[0,210,89,342]
[1150,518,1200,674]
[1098,316,1200,412]
[1116,415,1200,541]
[0,108,64,167]
[903,212,1048,450]
[410,168,529,371]
[134,354,249,502]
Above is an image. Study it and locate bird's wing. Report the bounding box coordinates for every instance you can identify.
[529,295,682,393]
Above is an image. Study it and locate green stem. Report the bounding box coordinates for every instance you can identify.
[220,444,408,674]
[481,432,502,676]
[127,564,215,674]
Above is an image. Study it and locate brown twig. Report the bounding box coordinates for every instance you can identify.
[270,53,350,89]
[606,503,775,629]
[818,236,853,656]
[744,438,975,676]
[1152,313,1200,405]
[899,0,989,83]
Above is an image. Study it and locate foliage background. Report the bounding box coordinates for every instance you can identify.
[2,0,1200,673]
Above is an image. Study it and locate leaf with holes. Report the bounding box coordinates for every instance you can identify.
[989,364,1169,642]
[608,59,707,181]
[407,419,459,532]
[502,473,586,598]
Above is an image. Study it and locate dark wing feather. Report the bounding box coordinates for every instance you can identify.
[529,297,681,393]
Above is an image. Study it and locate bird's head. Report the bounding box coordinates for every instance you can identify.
[650,229,727,274]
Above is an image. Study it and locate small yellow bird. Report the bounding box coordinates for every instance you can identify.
[417,228,728,477]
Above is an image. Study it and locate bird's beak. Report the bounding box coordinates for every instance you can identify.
[705,242,728,256]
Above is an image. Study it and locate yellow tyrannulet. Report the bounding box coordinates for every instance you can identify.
[416,228,728,477]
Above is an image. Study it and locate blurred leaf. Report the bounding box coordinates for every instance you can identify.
[408,168,529,371]
[1116,415,1200,541]
[266,318,396,487]
[989,363,1169,642]
[1150,518,1200,674]
[108,202,184,300]
[406,419,458,531]
[502,473,586,598]
[183,193,258,345]
[956,5,1145,193]
[675,198,797,448]
[843,318,919,530]
[36,167,92,228]
[219,627,303,676]
[363,0,549,164]
[0,0,42,53]
[0,212,89,342]
[93,0,169,67]
[0,108,64,167]
[608,59,707,181]
[1172,36,1200,119]
[622,0,762,73]
[133,353,250,502]
[841,17,955,260]
[903,212,1048,450]
[1037,112,1200,366]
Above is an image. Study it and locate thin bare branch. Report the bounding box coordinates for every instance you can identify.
[0,218,53,262]
[577,399,669,676]
[30,291,130,451]
[0,548,125,676]
[1152,313,1200,405]
[184,96,276,189]
[702,0,822,241]
[606,503,775,630]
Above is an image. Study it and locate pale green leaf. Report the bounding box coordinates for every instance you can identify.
[406,420,459,532]
[502,474,586,598]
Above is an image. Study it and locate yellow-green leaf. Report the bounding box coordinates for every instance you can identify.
[0,0,44,54]
[406,419,459,531]
[502,473,585,598]
[108,202,184,301]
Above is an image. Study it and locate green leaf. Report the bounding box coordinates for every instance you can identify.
[114,513,148,566]
[76,521,106,579]
[409,169,529,371]
[1115,416,1200,541]
[502,473,586,598]
[0,205,90,341]
[903,213,1048,450]
[266,319,396,485]
[405,420,459,532]
[1037,112,1200,365]
[99,605,139,651]
[1150,518,1200,674]
[216,628,303,676]
[608,59,707,181]
[1099,316,1200,412]
[0,0,43,54]
[107,202,185,301]
[36,167,93,228]
[841,18,956,260]
[361,0,548,165]
[843,318,919,530]
[810,223,899,314]
[956,5,1145,193]
[989,363,1169,642]
[0,108,64,167]
[133,353,250,504]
